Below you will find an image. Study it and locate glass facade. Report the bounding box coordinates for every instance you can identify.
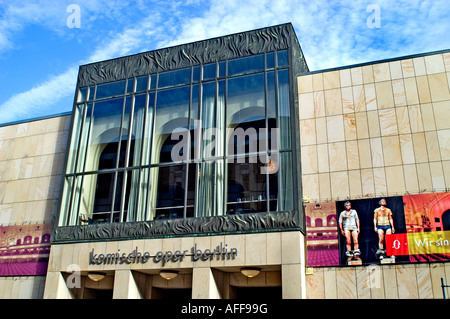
[59,50,295,226]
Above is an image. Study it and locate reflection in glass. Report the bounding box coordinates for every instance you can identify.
[228,54,264,76]
[141,92,154,166]
[266,52,275,69]
[135,76,148,92]
[277,50,289,67]
[76,103,92,172]
[62,49,294,226]
[227,73,265,156]
[78,87,87,103]
[130,94,146,166]
[154,165,186,220]
[202,63,216,80]
[127,78,134,93]
[85,98,124,172]
[277,69,290,149]
[66,104,83,174]
[95,81,126,99]
[152,86,190,164]
[158,68,191,88]
[278,152,293,211]
[88,86,95,101]
[226,157,268,214]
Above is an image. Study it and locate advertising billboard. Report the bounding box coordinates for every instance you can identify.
[306,192,450,267]
[0,224,52,276]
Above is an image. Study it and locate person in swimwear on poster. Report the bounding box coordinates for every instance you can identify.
[339,201,361,258]
[373,198,395,258]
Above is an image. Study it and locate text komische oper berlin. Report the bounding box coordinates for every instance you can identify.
[89,242,238,265]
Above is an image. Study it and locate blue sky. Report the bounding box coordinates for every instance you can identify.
[0,0,449,124]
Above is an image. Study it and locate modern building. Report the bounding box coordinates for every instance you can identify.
[0,23,449,299]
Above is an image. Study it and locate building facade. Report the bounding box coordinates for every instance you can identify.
[0,23,449,299]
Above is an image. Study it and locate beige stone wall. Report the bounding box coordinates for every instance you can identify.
[0,115,71,298]
[44,231,306,299]
[0,276,46,299]
[298,51,450,299]
[298,51,450,201]
[0,115,70,225]
[306,263,450,299]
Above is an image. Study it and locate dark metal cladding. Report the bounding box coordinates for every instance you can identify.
[77,23,306,87]
[52,211,299,243]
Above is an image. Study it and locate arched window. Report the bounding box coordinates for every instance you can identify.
[315,218,323,227]
[443,210,450,231]
[42,234,51,243]
[24,235,32,244]
[60,49,295,228]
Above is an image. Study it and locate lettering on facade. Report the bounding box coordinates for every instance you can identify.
[89,242,237,265]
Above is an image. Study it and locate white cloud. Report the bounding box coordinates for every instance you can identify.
[0,67,78,123]
[1,0,450,123]
[0,6,161,123]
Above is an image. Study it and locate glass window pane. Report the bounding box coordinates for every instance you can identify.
[95,81,126,99]
[136,76,148,92]
[218,61,226,77]
[227,73,265,156]
[59,176,74,226]
[86,98,124,171]
[197,160,224,217]
[76,103,92,172]
[277,50,288,67]
[158,68,191,88]
[277,69,291,149]
[192,66,200,82]
[130,94,146,167]
[154,164,186,220]
[226,157,267,214]
[267,71,277,152]
[93,172,114,216]
[228,54,264,76]
[124,169,139,222]
[150,74,156,90]
[71,176,83,225]
[117,170,133,223]
[119,96,132,168]
[266,52,275,69]
[202,63,216,80]
[77,87,87,103]
[186,163,196,208]
[126,78,134,93]
[66,104,84,173]
[152,86,190,164]
[141,92,154,166]
[201,82,216,159]
[278,152,293,211]
[137,168,151,221]
[88,86,95,101]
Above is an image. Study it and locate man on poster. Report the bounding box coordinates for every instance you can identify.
[339,201,361,259]
[373,198,395,259]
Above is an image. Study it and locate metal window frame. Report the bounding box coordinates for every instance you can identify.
[53,23,308,244]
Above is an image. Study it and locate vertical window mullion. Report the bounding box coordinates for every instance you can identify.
[77,99,95,224]
[110,171,119,223]
[264,59,270,213]
[274,59,281,212]
[65,103,86,225]
[120,94,135,222]
[222,65,228,216]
